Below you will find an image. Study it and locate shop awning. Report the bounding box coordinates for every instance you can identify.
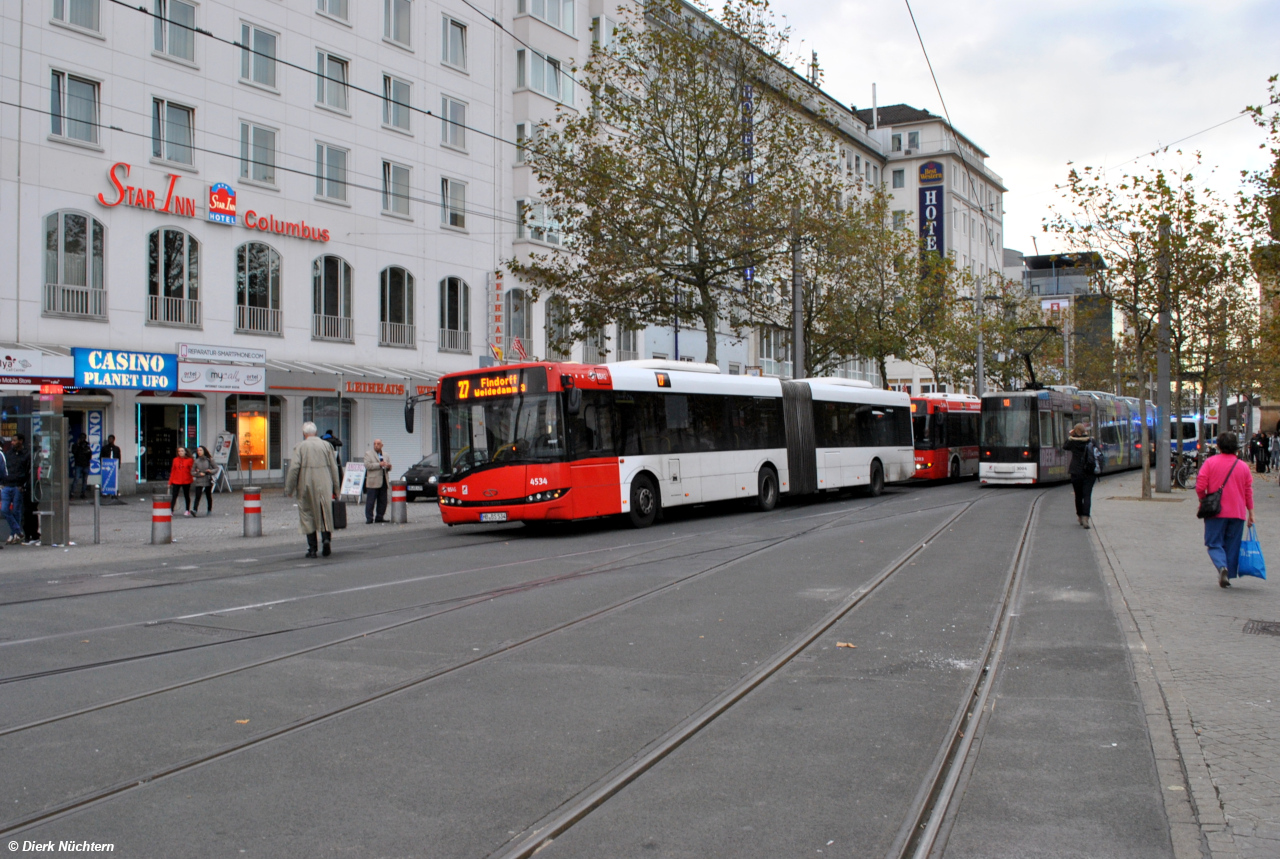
[264,361,440,397]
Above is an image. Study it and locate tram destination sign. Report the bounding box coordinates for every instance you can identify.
[73,348,177,391]
[439,367,548,403]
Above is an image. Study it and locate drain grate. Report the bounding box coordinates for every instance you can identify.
[1243,620,1280,636]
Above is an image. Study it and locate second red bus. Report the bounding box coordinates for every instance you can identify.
[910,393,981,480]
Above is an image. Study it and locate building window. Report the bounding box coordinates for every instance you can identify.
[591,15,616,45]
[52,0,99,31]
[151,98,194,165]
[891,133,902,152]
[583,328,607,363]
[312,255,353,342]
[517,49,573,105]
[380,266,415,347]
[515,122,541,162]
[43,211,105,318]
[301,397,348,465]
[519,0,574,34]
[441,96,466,149]
[441,177,465,228]
[316,51,349,112]
[892,169,904,189]
[383,75,410,130]
[382,161,410,216]
[239,122,276,184]
[315,142,349,201]
[505,288,529,355]
[545,296,572,361]
[385,0,410,45]
[147,227,200,326]
[317,0,348,21]
[759,326,791,378]
[154,0,195,61]
[240,24,278,88]
[235,242,281,335]
[893,210,908,230]
[438,276,471,352]
[907,131,919,150]
[442,17,467,69]
[50,71,99,144]
[229,395,284,471]
[516,199,561,245]
[616,324,638,361]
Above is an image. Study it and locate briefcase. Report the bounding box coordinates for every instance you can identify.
[331,499,348,531]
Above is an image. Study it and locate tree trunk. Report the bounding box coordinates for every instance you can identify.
[1138,344,1152,499]
[699,294,719,367]
[878,357,889,390]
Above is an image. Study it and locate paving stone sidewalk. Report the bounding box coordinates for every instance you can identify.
[0,488,444,570]
[1093,469,1280,859]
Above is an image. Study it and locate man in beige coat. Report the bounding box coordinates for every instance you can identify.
[285,422,341,558]
[363,439,393,524]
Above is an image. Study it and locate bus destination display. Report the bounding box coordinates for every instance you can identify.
[439,367,548,402]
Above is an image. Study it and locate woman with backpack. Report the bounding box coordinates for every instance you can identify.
[1195,432,1254,588]
[1063,423,1100,529]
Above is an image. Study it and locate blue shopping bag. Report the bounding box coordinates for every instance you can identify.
[1239,525,1267,580]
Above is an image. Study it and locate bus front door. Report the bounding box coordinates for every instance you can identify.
[667,458,683,502]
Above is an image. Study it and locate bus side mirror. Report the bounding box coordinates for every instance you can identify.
[566,388,582,415]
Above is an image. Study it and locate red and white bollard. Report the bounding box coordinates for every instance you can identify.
[390,482,408,524]
[151,494,172,545]
[243,486,262,537]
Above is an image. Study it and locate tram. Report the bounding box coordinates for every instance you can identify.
[910,393,981,480]
[433,360,916,527]
[979,388,1153,485]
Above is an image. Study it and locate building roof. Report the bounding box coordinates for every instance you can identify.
[1024,252,1106,272]
[852,104,939,127]
[1003,248,1024,268]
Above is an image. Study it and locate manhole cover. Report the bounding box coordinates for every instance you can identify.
[1243,620,1280,636]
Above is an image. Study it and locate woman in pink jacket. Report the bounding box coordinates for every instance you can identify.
[1195,432,1254,588]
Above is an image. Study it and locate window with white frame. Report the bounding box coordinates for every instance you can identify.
[239,122,276,184]
[312,255,352,323]
[519,0,574,34]
[517,49,573,105]
[591,15,616,45]
[317,0,348,21]
[152,98,194,165]
[50,71,99,144]
[381,266,415,328]
[441,178,465,228]
[892,169,904,189]
[240,24,277,88]
[517,199,560,245]
[316,51,349,111]
[616,324,638,361]
[505,288,529,354]
[382,75,410,130]
[439,276,470,339]
[907,130,919,150]
[385,0,410,45]
[382,161,410,216]
[893,210,908,230]
[442,17,467,69]
[154,0,195,61]
[891,133,902,152]
[45,210,105,290]
[52,0,99,31]
[515,122,540,162]
[315,142,348,201]
[441,96,465,148]
[545,296,572,361]
[148,227,199,303]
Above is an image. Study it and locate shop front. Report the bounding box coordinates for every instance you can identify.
[136,392,204,483]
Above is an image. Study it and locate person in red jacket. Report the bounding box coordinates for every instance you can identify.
[169,447,195,517]
[1196,432,1255,588]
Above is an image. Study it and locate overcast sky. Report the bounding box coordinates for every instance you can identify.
[770,0,1280,257]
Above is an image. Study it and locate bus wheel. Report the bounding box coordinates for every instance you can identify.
[755,467,779,512]
[628,475,659,528]
[867,461,885,497]
[949,457,961,480]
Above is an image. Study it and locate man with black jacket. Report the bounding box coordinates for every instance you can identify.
[2,435,30,545]
[70,434,92,498]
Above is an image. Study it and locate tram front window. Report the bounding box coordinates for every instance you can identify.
[981,399,1035,449]
[441,394,565,477]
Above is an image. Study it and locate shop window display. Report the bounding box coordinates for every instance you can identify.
[225,395,282,473]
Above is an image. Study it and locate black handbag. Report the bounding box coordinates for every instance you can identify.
[1197,458,1239,520]
[331,498,348,530]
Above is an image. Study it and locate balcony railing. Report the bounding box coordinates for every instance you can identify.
[380,321,416,348]
[236,304,282,336]
[439,327,471,353]
[43,283,106,319]
[618,349,640,362]
[312,313,353,342]
[760,357,793,379]
[147,294,202,328]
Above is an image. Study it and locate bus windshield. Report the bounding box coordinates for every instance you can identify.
[981,399,1034,448]
[440,393,565,478]
[911,410,938,450]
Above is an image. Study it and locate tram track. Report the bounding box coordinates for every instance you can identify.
[0,491,969,837]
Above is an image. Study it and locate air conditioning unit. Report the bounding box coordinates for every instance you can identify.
[903,149,913,155]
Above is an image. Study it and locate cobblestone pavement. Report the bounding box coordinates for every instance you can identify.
[1093,469,1280,859]
[0,488,444,570]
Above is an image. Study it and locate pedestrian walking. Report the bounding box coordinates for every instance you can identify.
[1257,432,1271,474]
[191,445,215,516]
[285,422,341,559]
[363,439,392,524]
[1271,432,1280,471]
[1196,432,1255,589]
[70,434,92,498]
[102,434,121,463]
[1,434,29,545]
[168,447,194,517]
[1063,423,1100,529]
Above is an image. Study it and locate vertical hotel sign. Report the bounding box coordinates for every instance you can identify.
[918,161,945,257]
[487,271,505,363]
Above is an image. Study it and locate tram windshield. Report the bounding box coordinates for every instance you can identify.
[440,393,565,478]
[981,398,1035,448]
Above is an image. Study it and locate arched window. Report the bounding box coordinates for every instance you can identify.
[505,287,529,357]
[380,266,416,347]
[545,295,572,361]
[43,210,106,318]
[438,276,470,352]
[147,227,200,326]
[312,255,353,342]
[235,242,281,335]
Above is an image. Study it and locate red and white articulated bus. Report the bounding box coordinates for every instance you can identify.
[910,393,981,480]
[434,360,915,528]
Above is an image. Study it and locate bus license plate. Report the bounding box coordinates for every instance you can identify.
[480,512,508,523]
